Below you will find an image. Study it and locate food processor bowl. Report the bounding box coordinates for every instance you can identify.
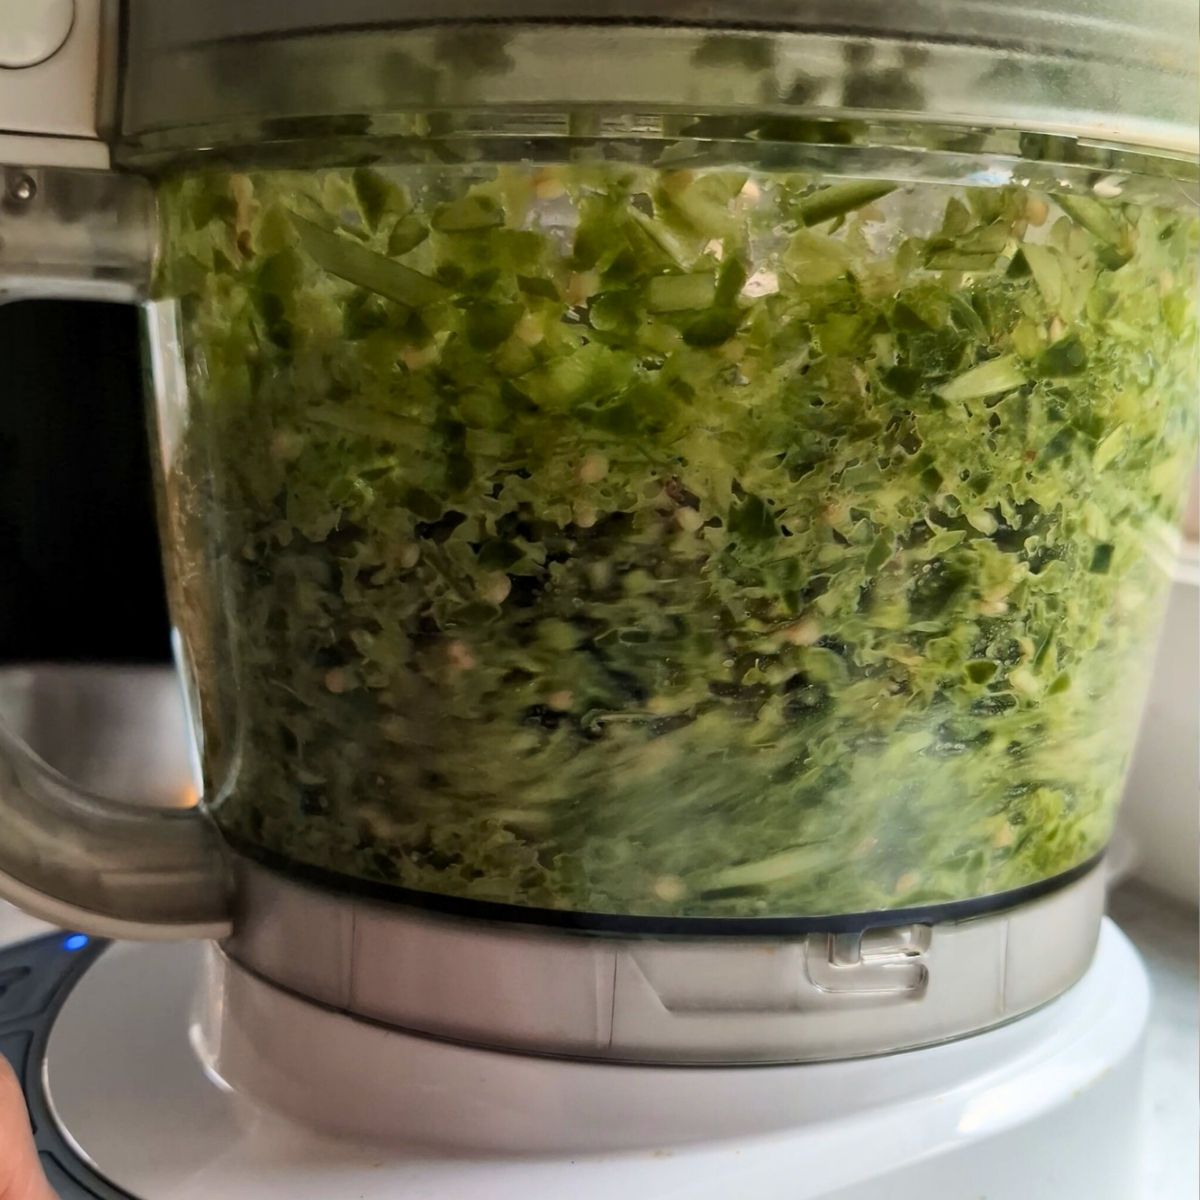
[0,0,1194,1064]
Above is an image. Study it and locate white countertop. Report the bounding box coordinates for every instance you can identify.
[1109,881,1199,1200]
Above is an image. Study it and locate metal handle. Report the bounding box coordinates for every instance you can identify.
[0,163,233,939]
[0,164,155,303]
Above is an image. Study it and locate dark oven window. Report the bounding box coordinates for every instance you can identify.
[0,301,170,663]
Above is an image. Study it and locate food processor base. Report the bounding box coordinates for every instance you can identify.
[10,919,1147,1200]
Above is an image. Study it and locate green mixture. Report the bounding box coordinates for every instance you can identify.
[156,158,1197,919]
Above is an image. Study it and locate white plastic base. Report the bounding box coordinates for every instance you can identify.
[40,921,1149,1200]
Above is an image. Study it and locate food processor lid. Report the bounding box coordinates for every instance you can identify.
[118,0,1199,160]
[120,0,1199,51]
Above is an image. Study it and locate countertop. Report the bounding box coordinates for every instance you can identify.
[1108,881,1199,1200]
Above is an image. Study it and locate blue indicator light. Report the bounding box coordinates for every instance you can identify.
[63,934,89,952]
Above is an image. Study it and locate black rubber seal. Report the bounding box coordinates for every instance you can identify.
[226,837,1106,937]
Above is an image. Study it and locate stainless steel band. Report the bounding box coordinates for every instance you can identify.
[223,857,1105,1063]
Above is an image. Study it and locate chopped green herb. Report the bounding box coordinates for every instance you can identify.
[796,180,896,226]
[938,355,1028,401]
[158,160,1197,920]
[292,215,447,307]
[645,273,717,312]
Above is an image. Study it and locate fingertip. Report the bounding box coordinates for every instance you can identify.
[0,1055,54,1200]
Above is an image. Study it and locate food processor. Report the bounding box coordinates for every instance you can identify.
[0,2,1195,1196]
